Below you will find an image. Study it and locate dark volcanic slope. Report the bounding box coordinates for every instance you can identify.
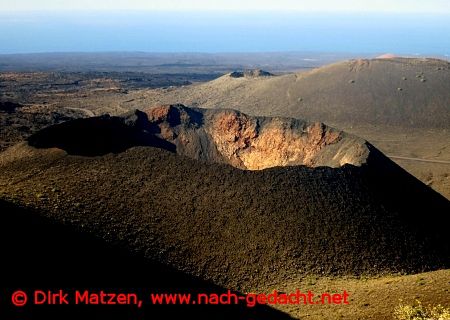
[0,107,449,293]
[145,58,450,128]
[0,200,292,320]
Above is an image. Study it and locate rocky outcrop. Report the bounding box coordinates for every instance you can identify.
[143,104,370,169]
[229,69,274,78]
[27,104,370,169]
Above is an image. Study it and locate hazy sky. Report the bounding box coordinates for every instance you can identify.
[2,0,450,13]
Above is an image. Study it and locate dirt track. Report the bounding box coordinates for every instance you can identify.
[388,155,450,164]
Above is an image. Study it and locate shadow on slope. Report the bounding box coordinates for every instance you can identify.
[0,101,23,113]
[27,111,176,156]
[363,144,450,258]
[0,199,294,320]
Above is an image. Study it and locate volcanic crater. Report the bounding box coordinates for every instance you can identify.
[1,105,449,293]
[29,104,370,170]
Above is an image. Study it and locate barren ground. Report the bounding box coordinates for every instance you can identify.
[0,57,449,319]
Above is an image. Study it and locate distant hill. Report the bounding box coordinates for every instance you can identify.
[142,58,450,128]
[0,52,356,73]
[1,106,448,293]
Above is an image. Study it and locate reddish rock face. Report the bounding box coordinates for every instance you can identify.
[208,111,344,170]
[143,105,370,170]
[145,105,171,122]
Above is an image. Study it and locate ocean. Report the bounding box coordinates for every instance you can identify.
[0,11,449,55]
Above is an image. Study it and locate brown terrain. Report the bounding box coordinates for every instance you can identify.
[0,105,449,319]
[138,58,449,128]
[3,57,447,198]
[0,56,449,319]
[119,58,450,199]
